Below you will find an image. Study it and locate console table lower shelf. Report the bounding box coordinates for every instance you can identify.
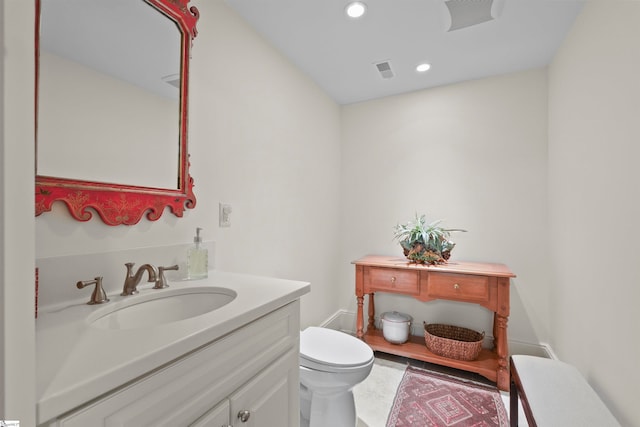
[364,329,499,384]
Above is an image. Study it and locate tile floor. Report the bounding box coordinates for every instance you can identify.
[353,353,529,427]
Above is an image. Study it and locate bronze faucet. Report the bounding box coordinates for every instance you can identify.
[153,264,179,289]
[121,262,158,296]
[77,276,110,305]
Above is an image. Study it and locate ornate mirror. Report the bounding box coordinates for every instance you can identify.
[35,0,199,225]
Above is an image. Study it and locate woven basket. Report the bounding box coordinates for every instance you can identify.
[423,323,484,361]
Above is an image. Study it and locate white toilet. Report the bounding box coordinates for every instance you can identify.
[299,326,374,427]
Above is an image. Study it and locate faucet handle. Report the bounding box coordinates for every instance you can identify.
[77,276,110,305]
[153,264,179,289]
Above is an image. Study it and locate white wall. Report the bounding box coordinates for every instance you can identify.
[1,0,36,424]
[548,2,640,425]
[188,0,343,327]
[339,69,550,346]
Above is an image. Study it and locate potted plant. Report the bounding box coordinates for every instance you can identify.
[393,213,466,265]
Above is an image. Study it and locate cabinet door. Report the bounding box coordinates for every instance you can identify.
[190,400,230,427]
[230,348,299,427]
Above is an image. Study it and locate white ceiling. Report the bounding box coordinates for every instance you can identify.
[225,0,585,105]
[40,0,181,100]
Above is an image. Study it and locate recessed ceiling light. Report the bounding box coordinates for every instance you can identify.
[416,63,432,73]
[345,2,367,19]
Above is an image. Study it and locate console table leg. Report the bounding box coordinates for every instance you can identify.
[356,296,364,339]
[368,293,376,331]
[495,313,509,390]
[493,313,498,350]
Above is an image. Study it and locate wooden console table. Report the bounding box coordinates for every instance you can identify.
[353,255,515,390]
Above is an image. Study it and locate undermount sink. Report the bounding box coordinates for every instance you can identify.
[88,287,237,330]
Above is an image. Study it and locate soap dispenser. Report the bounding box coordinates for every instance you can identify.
[187,227,208,279]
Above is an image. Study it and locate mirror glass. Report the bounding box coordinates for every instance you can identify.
[37,0,181,189]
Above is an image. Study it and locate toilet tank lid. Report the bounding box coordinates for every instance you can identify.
[300,327,373,367]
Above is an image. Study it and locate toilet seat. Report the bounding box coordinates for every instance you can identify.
[300,327,373,372]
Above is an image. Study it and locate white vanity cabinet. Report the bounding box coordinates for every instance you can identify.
[45,301,301,427]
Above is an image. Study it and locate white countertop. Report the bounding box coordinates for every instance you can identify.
[36,270,310,425]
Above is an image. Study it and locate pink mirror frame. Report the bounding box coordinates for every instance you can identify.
[34,0,199,226]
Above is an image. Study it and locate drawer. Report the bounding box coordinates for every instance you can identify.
[427,272,489,303]
[367,267,419,294]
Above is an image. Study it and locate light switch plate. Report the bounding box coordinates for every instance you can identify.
[219,203,232,227]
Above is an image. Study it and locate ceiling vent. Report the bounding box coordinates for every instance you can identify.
[374,61,394,79]
[443,0,505,32]
[162,73,181,88]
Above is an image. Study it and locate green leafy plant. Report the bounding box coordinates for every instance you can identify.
[393,213,466,265]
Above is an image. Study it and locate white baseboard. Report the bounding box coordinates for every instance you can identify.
[319,309,556,358]
[509,339,554,358]
[319,309,356,334]
[538,342,558,360]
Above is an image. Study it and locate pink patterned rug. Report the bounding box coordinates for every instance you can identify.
[386,366,509,427]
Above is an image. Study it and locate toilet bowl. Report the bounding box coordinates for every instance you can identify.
[299,326,374,427]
